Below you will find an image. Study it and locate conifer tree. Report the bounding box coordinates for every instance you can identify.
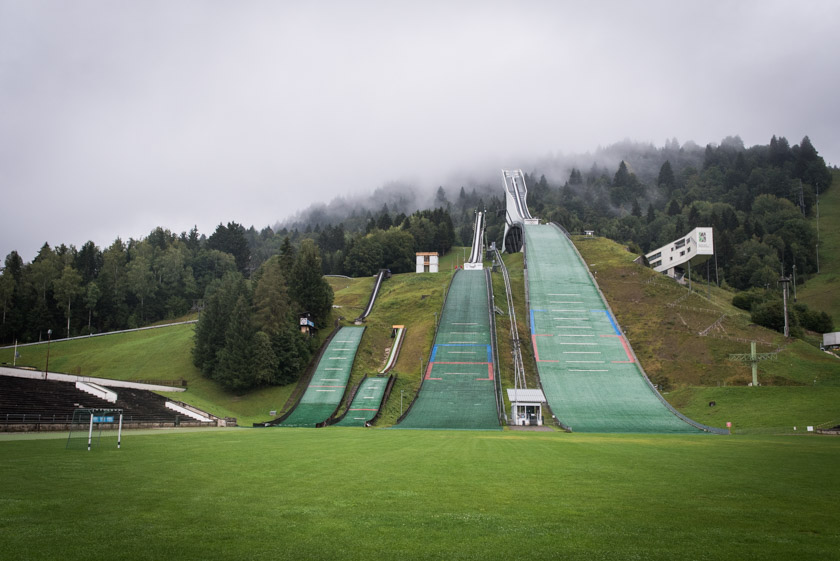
[214,294,256,390]
[289,240,333,327]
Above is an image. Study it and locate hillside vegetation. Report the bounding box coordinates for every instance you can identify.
[570,235,840,432]
[4,239,838,432]
[797,168,840,327]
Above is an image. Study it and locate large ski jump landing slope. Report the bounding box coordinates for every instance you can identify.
[525,224,702,433]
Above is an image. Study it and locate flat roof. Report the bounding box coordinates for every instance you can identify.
[506,388,546,402]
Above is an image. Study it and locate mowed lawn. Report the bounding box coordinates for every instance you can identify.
[1,428,838,561]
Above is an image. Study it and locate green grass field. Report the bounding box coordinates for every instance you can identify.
[1,428,838,561]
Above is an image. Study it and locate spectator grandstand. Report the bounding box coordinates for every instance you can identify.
[0,373,216,431]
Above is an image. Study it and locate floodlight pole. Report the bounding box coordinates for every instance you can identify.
[44,329,52,381]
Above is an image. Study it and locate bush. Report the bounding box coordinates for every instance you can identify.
[732,288,766,311]
[794,303,834,333]
[751,299,787,332]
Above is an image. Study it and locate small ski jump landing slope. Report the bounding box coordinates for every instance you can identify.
[334,376,389,427]
[525,224,709,433]
[278,326,365,428]
[396,270,500,430]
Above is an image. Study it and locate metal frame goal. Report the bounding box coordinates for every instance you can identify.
[66,408,124,451]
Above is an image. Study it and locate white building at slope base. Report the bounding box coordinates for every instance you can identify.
[645,227,713,284]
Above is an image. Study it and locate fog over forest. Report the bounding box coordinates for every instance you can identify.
[277,138,712,231]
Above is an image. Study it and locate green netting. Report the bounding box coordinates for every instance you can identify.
[279,326,365,428]
[524,225,701,433]
[397,270,500,430]
[334,376,389,426]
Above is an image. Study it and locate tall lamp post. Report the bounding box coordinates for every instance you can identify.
[44,329,52,381]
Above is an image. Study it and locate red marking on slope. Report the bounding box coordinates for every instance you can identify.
[476,364,494,381]
[600,334,635,363]
[532,334,559,363]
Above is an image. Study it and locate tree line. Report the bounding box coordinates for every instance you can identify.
[518,135,833,334]
[2,135,833,351]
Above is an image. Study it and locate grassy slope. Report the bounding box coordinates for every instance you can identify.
[797,168,840,327]
[572,235,840,431]
[1,429,838,561]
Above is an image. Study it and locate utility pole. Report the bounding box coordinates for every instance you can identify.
[779,274,791,338]
[816,182,821,274]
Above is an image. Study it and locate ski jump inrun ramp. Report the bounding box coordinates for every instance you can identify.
[355,269,389,323]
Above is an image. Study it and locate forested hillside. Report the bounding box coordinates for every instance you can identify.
[1,135,834,352]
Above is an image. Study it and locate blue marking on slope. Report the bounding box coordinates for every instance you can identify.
[530,309,547,334]
[591,309,621,335]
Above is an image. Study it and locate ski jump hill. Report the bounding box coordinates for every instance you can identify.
[396,206,500,430]
[501,169,723,433]
[525,224,720,432]
[333,376,390,427]
[274,326,366,428]
[396,268,500,430]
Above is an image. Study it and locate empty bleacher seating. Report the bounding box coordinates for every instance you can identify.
[0,374,212,429]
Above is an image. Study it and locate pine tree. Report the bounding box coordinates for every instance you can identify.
[289,240,333,327]
[279,236,296,274]
[252,331,278,386]
[657,161,676,192]
[192,272,246,378]
[214,294,256,390]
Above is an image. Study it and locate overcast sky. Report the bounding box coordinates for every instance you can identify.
[1,0,838,262]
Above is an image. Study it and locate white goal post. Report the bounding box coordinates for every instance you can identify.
[66,408,124,451]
